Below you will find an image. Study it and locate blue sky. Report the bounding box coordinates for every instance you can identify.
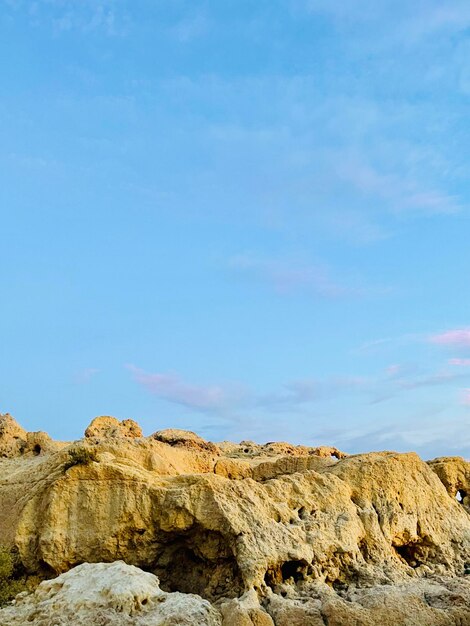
[1,0,470,458]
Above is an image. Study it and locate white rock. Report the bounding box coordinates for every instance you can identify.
[0,561,222,626]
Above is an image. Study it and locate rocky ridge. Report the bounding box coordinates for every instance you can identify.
[0,413,469,625]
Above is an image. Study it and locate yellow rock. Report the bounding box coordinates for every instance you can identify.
[1,414,470,625]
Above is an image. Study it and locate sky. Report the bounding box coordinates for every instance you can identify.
[1,0,470,459]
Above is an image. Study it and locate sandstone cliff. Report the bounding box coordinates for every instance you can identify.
[1,413,470,625]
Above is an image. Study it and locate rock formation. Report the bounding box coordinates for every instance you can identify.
[0,413,62,458]
[0,561,221,625]
[85,415,143,439]
[0,413,470,625]
[0,414,27,458]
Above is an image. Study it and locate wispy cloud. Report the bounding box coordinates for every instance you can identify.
[255,379,327,411]
[170,13,210,42]
[355,333,421,354]
[228,254,387,298]
[269,365,466,408]
[229,254,351,297]
[359,328,470,355]
[256,376,371,412]
[6,0,125,36]
[259,380,317,407]
[429,329,470,348]
[125,359,470,457]
[338,158,461,216]
[298,0,470,41]
[370,359,470,402]
[127,365,247,413]
[128,364,371,416]
[149,70,466,242]
[403,3,470,40]
[396,370,465,391]
[322,210,390,244]
[385,364,402,377]
[461,389,470,406]
[73,368,100,384]
[128,361,465,416]
[334,414,470,458]
[449,358,470,367]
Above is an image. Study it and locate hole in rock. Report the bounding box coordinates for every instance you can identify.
[38,559,59,579]
[393,529,438,570]
[264,559,309,588]
[358,539,370,561]
[281,560,307,582]
[152,527,242,602]
[33,444,41,455]
[456,490,467,504]
[332,579,348,592]
[350,495,361,507]
[394,542,428,568]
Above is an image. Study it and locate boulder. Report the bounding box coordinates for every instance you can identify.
[85,416,143,439]
[428,456,470,504]
[0,561,222,625]
[151,428,220,454]
[0,414,27,458]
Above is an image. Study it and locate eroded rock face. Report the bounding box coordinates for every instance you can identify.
[428,456,470,506]
[0,414,61,458]
[2,562,470,626]
[266,577,470,626]
[0,414,27,458]
[1,415,470,625]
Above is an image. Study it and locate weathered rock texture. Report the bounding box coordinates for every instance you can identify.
[1,413,470,625]
[428,456,470,506]
[85,415,143,439]
[0,561,221,625]
[0,413,63,459]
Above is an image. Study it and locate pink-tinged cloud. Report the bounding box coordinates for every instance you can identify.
[127,365,245,412]
[386,364,402,377]
[429,329,470,348]
[449,358,470,366]
[461,389,470,406]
